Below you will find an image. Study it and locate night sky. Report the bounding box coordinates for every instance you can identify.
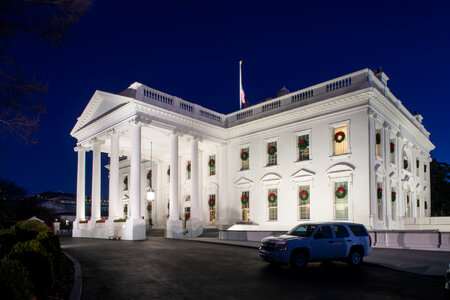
[1,0,450,197]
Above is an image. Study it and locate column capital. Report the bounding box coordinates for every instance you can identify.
[129,118,144,127]
[383,121,391,130]
[169,129,181,136]
[74,145,86,152]
[90,138,105,145]
[367,108,376,119]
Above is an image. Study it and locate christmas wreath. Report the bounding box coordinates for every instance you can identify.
[167,168,170,176]
[407,195,410,203]
[147,170,151,179]
[334,131,345,143]
[404,160,409,169]
[299,190,309,201]
[241,195,249,205]
[208,158,215,167]
[391,191,396,202]
[267,145,277,156]
[377,188,383,199]
[147,203,151,212]
[241,151,249,161]
[335,187,347,199]
[298,139,308,150]
[268,193,277,203]
[123,177,128,184]
[187,163,191,172]
[376,133,381,145]
[123,205,127,214]
[390,142,395,153]
[208,198,215,207]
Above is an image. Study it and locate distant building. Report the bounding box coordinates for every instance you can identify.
[71,68,434,240]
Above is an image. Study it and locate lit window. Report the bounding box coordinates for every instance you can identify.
[334,181,348,220]
[333,126,348,155]
[391,189,396,220]
[377,182,383,220]
[297,134,310,161]
[209,155,216,176]
[267,188,278,221]
[240,147,249,170]
[390,139,395,164]
[208,194,216,222]
[186,160,191,180]
[241,191,250,221]
[267,141,277,166]
[375,129,382,158]
[298,185,310,220]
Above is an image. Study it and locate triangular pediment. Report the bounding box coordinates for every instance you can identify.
[70,90,131,136]
[291,168,315,184]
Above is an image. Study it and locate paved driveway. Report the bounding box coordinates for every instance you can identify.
[61,237,446,299]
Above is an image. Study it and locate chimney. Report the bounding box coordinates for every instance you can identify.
[374,67,389,86]
[277,85,290,97]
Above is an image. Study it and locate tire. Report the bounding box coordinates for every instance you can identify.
[290,250,308,269]
[347,249,363,267]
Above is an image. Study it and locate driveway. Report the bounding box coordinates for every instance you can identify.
[61,237,446,299]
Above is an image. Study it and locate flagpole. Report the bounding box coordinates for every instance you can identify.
[239,60,242,110]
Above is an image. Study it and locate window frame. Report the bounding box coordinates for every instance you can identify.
[267,188,278,221]
[294,129,312,162]
[330,120,351,157]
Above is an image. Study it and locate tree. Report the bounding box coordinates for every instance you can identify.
[0,0,91,145]
[430,159,450,216]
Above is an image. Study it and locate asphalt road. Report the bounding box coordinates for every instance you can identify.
[61,237,447,300]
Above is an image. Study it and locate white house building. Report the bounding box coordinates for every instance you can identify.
[71,68,434,240]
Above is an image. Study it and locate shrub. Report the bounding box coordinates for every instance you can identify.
[8,239,54,299]
[0,229,18,259]
[15,220,49,241]
[0,257,33,300]
[36,230,61,273]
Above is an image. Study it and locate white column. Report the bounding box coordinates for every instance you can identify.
[76,147,86,220]
[191,138,199,219]
[91,141,102,220]
[217,143,228,226]
[383,123,391,228]
[368,110,377,228]
[130,123,142,219]
[169,132,179,220]
[109,131,120,219]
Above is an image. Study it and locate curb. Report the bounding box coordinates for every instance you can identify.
[64,251,83,300]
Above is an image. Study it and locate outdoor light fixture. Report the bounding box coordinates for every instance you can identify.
[146,141,155,201]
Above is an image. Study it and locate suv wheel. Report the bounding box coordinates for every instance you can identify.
[347,249,363,267]
[290,250,308,269]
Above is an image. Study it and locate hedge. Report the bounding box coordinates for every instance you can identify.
[0,257,33,300]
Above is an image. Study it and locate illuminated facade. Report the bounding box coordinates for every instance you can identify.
[71,69,434,240]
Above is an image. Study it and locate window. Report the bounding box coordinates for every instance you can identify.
[314,225,333,239]
[375,129,382,158]
[146,169,152,188]
[267,141,277,166]
[405,192,411,218]
[377,182,383,220]
[334,181,348,220]
[333,225,350,238]
[390,139,396,164]
[416,160,420,177]
[267,188,278,221]
[186,160,191,180]
[123,175,128,191]
[208,194,216,222]
[209,155,216,176]
[348,225,369,236]
[240,147,249,170]
[402,151,410,172]
[391,189,396,220]
[298,185,310,220]
[333,126,348,155]
[167,166,170,183]
[297,134,310,161]
[241,191,250,221]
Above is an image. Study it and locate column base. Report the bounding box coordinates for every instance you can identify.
[186,217,203,237]
[123,218,146,240]
[166,218,184,238]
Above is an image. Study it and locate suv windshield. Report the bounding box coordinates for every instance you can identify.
[287,224,317,237]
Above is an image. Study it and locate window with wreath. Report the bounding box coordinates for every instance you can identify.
[375,129,382,158]
[267,188,278,221]
[208,194,216,222]
[405,191,411,218]
[267,141,277,166]
[390,138,396,164]
[209,155,216,176]
[123,175,129,191]
[402,151,410,172]
[416,159,420,177]
[333,126,348,155]
[298,185,310,220]
[167,166,170,183]
[146,169,152,188]
[186,160,191,180]
[241,191,250,221]
[240,147,249,170]
[376,182,383,220]
[297,134,310,161]
[391,189,396,220]
[334,181,348,220]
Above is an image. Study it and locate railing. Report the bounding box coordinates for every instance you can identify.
[292,89,314,102]
[143,88,173,105]
[236,109,253,120]
[262,100,281,112]
[326,77,351,92]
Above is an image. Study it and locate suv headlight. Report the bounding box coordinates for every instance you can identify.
[276,243,288,251]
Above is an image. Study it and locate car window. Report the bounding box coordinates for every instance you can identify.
[314,225,333,239]
[348,225,369,237]
[333,225,349,238]
[287,224,317,237]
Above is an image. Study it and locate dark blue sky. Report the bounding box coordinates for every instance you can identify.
[1,0,449,196]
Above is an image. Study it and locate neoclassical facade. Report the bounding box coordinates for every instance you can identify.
[71,68,434,240]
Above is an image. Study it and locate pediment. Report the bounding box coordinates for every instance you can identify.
[291,168,315,184]
[260,172,282,186]
[71,90,131,136]
[234,177,253,189]
[326,163,355,176]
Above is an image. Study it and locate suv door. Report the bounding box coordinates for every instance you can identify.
[332,225,351,258]
[310,225,334,260]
